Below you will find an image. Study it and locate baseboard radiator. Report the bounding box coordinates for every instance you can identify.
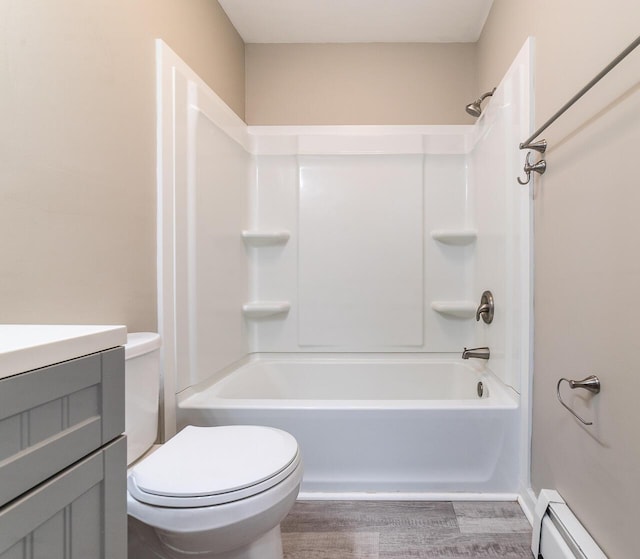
[532,490,607,559]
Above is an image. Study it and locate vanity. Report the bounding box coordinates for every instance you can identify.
[0,325,127,558]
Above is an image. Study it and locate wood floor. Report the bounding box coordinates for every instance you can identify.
[281,501,533,559]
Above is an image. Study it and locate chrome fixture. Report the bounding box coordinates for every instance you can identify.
[517,34,640,185]
[477,381,484,398]
[465,87,496,118]
[517,152,547,185]
[523,139,548,153]
[462,347,490,360]
[556,375,601,426]
[476,290,494,323]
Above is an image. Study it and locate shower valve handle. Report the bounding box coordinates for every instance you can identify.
[476,291,494,324]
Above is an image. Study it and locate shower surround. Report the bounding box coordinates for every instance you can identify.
[157,39,533,500]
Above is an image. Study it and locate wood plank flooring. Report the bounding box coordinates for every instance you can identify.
[281,501,533,559]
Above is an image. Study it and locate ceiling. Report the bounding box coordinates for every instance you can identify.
[217,0,495,44]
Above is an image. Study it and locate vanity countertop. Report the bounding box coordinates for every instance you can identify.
[0,324,127,379]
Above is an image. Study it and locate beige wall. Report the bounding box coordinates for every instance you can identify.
[149,0,245,119]
[245,43,477,125]
[0,0,244,331]
[479,2,640,557]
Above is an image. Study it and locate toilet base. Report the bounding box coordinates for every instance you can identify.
[208,526,283,559]
[129,517,284,559]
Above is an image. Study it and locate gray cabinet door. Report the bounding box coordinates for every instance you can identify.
[0,348,124,507]
[0,436,126,559]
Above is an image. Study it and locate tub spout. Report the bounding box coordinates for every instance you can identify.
[462,347,490,360]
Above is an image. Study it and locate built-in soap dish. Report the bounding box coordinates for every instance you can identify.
[430,301,477,318]
[430,229,477,246]
[242,302,291,318]
[241,231,290,247]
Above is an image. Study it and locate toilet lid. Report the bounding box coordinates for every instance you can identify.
[127,425,300,508]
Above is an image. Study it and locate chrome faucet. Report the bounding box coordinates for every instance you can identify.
[476,302,491,321]
[462,347,490,360]
[476,290,494,323]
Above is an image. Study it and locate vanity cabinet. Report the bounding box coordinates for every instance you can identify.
[0,346,126,559]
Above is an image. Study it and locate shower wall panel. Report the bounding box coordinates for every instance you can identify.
[157,42,250,405]
[469,41,533,394]
[189,109,250,390]
[158,42,530,444]
[298,155,424,348]
[423,154,475,352]
[247,132,477,353]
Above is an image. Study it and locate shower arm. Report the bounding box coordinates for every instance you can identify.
[477,89,495,104]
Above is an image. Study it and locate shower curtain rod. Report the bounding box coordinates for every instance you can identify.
[521,34,640,149]
[517,34,640,185]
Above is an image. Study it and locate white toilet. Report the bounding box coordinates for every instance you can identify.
[124,333,303,559]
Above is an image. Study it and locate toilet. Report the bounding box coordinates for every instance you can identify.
[124,333,303,559]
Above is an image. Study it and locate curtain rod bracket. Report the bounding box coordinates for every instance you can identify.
[519,139,547,153]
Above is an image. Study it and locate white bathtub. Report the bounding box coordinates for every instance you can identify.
[177,355,520,498]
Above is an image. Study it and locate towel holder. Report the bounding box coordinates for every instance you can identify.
[556,375,600,425]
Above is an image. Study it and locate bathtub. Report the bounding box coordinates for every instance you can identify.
[177,354,520,498]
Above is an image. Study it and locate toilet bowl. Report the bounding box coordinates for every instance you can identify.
[125,333,302,559]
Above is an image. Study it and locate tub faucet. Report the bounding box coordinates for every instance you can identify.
[476,303,491,321]
[476,290,494,323]
[462,347,490,360]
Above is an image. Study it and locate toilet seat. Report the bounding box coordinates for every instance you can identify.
[127,425,300,508]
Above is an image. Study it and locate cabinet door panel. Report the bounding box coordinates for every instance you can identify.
[0,355,101,421]
[0,436,126,559]
[0,542,23,559]
[0,348,124,507]
[70,485,102,559]
[32,510,65,559]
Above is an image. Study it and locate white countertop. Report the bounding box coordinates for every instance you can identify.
[0,325,127,379]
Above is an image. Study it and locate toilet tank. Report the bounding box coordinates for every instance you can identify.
[124,332,161,465]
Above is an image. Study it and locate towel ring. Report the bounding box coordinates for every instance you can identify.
[556,375,600,426]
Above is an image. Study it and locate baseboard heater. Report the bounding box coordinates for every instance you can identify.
[532,490,607,559]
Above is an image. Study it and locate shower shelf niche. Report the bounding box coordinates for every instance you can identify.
[430,301,477,319]
[241,230,290,247]
[430,229,477,246]
[242,302,291,318]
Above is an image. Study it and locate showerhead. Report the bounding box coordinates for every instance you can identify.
[465,100,483,118]
[465,88,496,118]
